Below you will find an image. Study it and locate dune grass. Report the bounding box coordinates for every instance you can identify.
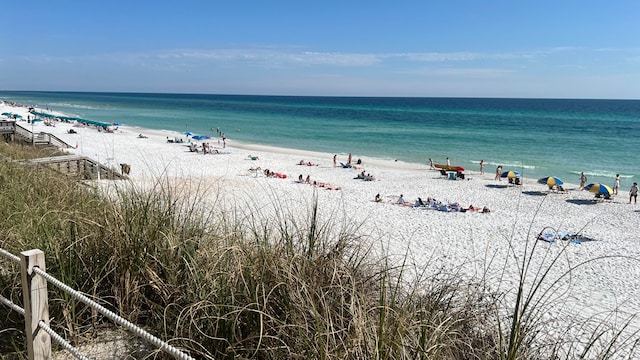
[0,142,637,359]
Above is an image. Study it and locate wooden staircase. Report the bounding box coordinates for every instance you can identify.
[1,120,126,180]
[1,120,74,149]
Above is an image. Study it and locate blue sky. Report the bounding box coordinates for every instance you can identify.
[2,1,639,99]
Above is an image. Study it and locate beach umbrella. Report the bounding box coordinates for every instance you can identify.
[183,131,193,136]
[584,183,613,196]
[538,176,564,187]
[192,135,212,141]
[32,118,43,122]
[1,112,11,116]
[501,170,520,179]
[13,114,22,118]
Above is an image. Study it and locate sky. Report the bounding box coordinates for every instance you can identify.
[2,1,640,99]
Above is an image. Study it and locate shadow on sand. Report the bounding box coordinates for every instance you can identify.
[566,199,597,205]
[485,184,509,189]
[523,191,547,196]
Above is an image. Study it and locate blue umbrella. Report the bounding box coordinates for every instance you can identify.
[192,135,212,141]
[538,176,564,187]
[183,131,193,136]
[585,183,613,196]
[501,170,520,179]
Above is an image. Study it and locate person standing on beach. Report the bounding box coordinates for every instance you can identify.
[613,174,621,195]
[579,172,587,190]
[495,165,502,181]
[630,182,638,204]
[480,160,484,174]
[348,153,352,165]
[446,157,451,167]
[428,158,434,169]
[333,154,337,167]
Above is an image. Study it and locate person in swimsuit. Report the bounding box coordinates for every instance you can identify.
[630,182,638,204]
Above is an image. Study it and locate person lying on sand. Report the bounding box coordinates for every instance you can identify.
[263,169,287,179]
[298,160,316,166]
[313,181,341,190]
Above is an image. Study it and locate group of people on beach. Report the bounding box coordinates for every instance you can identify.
[579,171,637,203]
[377,193,490,213]
[188,142,220,154]
[334,153,363,169]
[213,127,227,148]
[354,171,376,181]
[296,174,340,190]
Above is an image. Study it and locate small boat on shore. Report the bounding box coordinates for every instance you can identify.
[434,164,465,172]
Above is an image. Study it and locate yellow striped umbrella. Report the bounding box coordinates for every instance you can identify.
[585,183,613,196]
[538,176,564,187]
[501,170,520,179]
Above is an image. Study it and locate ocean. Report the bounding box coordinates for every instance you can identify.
[1,91,639,187]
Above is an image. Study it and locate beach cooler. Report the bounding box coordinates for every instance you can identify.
[448,172,456,180]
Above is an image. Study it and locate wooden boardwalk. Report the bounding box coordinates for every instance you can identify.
[1,120,124,180]
[1,120,74,148]
[21,155,127,180]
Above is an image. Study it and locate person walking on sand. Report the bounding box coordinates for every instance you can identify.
[630,182,638,204]
[579,172,587,190]
[495,165,502,181]
[480,159,484,174]
[428,158,434,169]
[613,174,621,195]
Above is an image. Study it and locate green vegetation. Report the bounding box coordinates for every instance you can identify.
[0,142,636,359]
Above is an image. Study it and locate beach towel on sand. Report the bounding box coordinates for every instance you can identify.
[537,231,599,244]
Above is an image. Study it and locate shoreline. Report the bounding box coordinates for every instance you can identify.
[2,102,640,344]
[3,93,637,188]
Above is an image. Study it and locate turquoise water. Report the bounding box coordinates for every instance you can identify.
[2,91,639,187]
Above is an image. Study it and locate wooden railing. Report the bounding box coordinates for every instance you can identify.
[12,123,74,149]
[22,155,127,180]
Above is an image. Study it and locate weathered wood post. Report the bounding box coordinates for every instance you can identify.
[20,249,52,360]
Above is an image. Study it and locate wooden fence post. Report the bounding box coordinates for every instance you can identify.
[21,249,52,360]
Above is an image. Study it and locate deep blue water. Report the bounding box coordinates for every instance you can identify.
[2,91,639,187]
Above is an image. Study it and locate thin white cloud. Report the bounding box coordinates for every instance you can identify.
[404,67,516,78]
[12,47,554,68]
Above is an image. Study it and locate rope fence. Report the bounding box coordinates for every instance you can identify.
[0,247,195,360]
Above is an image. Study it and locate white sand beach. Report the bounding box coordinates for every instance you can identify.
[3,102,640,351]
